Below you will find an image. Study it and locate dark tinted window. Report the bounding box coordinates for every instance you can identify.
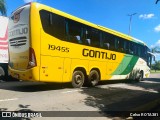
[102,32,115,50]
[85,28,100,47]
[90,28,100,47]
[119,38,125,52]
[39,10,147,60]
[65,19,84,44]
[130,42,135,54]
[40,10,65,40]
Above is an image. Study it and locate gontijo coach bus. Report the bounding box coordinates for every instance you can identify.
[8,2,154,88]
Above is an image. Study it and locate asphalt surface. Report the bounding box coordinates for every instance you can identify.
[0,73,160,120]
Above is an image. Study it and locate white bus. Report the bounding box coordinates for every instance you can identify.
[0,16,8,80]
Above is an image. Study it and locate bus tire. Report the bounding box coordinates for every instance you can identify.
[136,71,143,82]
[72,70,85,88]
[88,70,99,87]
[0,66,5,79]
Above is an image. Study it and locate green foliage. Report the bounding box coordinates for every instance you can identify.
[0,0,6,16]
[152,60,160,71]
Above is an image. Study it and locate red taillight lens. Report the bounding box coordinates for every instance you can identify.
[27,47,37,69]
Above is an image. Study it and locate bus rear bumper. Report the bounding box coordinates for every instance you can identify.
[9,66,40,81]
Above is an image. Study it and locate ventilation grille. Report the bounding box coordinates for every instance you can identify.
[9,37,27,46]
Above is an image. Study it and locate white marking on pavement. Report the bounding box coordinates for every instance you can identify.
[0,98,18,102]
[143,80,160,84]
[62,89,83,94]
[104,84,159,93]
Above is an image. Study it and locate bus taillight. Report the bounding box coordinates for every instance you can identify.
[27,47,37,69]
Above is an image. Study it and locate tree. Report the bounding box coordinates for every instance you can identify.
[156,0,160,4]
[152,60,160,72]
[152,46,160,54]
[0,0,6,16]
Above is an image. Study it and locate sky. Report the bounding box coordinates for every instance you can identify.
[5,0,160,60]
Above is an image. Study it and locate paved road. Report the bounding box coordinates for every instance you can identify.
[0,74,160,120]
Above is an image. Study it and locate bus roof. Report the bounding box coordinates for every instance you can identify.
[32,2,147,46]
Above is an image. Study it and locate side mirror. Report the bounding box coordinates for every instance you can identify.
[153,56,156,61]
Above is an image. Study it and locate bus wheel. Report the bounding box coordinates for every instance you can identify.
[136,71,143,82]
[88,70,100,87]
[72,71,85,88]
[0,66,5,79]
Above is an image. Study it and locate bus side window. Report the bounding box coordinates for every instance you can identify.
[103,43,110,49]
[84,29,91,46]
[100,32,103,47]
[75,35,82,43]
[90,28,100,47]
[86,38,91,45]
[138,45,144,58]
[129,42,134,54]
[65,20,70,41]
[102,32,116,50]
[40,10,53,33]
[102,32,108,49]
[119,39,124,52]
[124,41,130,54]
[134,44,137,55]
[65,19,83,44]
[144,47,147,60]
[40,10,65,40]
[109,35,115,50]
[117,38,127,53]
[115,38,124,52]
[115,38,120,51]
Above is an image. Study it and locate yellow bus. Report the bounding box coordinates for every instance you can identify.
[8,2,154,88]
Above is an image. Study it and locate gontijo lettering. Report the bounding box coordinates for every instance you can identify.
[9,27,28,37]
[82,48,116,60]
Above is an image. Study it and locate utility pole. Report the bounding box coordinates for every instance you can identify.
[156,0,160,4]
[128,13,137,36]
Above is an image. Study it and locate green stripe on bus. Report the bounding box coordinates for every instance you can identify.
[112,55,139,75]
[121,56,139,75]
